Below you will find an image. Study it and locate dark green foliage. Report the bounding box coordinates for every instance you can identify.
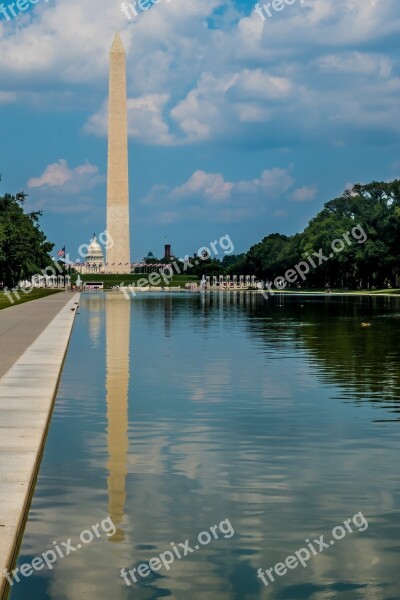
[0,193,54,289]
[228,180,400,288]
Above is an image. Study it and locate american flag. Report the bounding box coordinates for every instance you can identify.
[57,247,65,258]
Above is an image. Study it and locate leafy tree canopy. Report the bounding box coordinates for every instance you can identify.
[227,180,400,288]
[0,193,54,289]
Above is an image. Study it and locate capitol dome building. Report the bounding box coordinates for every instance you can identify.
[83,235,105,274]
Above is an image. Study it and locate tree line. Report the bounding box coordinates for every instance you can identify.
[2,179,400,290]
[220,180,400,289]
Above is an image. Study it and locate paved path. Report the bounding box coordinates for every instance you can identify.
[0,292,75,379]
[0,292,80,599]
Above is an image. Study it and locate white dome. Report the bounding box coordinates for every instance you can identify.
[85,237,104,271]
[86,237,103,258]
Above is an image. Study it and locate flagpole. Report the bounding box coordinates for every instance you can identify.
[66,245,70,289]
[63,245,66,288]
[66,245,69,289]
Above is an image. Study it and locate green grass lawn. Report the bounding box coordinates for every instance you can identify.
[74,273,199,288]
[0,288,62,310]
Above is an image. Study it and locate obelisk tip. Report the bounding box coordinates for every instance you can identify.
[110,32,125,54]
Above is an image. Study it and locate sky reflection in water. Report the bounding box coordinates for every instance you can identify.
[7,293,400,600]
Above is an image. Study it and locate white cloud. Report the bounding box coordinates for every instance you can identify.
[139,165,316,223]
[28,159,72,188]
[85,94,176,145]
[27,159,105,214]
[1,0,400,149]
[230,69,294,101]
[171,170,234,202]
[314,52,393,78]
[28,159,103,190]
[291,184,318,202]
[258,167,295,195]
[235,168,294,196]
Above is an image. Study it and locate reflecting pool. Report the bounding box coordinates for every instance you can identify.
[7,293,400,600]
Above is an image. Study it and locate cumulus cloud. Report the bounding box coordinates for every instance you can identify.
[139,165,317,223]
[171,170,234,202]
[28,160,71,188]
[1,0,400,150]
[234,168,294,197]
[85,94,176,145]
[291,184,318,202]
[314,52,393,78]
[27,159,105,213]
[28,159,104,190]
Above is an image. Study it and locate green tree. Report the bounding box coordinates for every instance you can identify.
[0,193,54,288]
[227,179,400,289]
[300,181,400,288]
[234,234,295,279]
[191,257,224,277]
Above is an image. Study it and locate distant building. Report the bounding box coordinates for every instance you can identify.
[144,251,158,264]
[162,244,175,262]
[75,235,105,274]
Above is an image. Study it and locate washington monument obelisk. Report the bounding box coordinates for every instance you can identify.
[106,33,131,274]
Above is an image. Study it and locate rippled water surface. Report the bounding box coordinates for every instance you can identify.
[8,293,400,600]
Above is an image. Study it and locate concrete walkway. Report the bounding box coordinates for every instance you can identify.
[0,292,80,599]
[0,292,77,379]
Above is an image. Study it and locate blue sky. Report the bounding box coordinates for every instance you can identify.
[1,0,400,262]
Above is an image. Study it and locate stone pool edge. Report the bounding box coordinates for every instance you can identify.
[0,293,80,600]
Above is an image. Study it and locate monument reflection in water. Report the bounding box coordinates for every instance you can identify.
[6,292,400,600]
[105,296,129,543]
